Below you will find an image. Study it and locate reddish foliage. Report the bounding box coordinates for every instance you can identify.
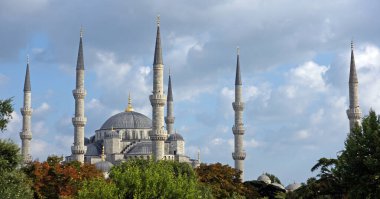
[23,160,103,198]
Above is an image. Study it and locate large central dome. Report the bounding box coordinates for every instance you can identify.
[100,111,152,130]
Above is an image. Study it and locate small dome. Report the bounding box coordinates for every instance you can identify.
[271,182,285,190]
[286,182,301,192]
[100,111,152,130]
[167,133,184,141]
[95,160,113,173]
[84,137,90,145]
[257,174,271,184]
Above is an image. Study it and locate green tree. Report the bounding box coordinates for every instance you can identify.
[77,178,119,199]
[337,110,380,198]
[110,159,207,199]
[0,98,13,132]
[0,139,33,199]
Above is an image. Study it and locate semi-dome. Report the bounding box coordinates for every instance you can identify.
[167,133,184,141]
[257,174,271,184]
[100,111,152,130]
[95,160,113,173]
[285,182,302,192]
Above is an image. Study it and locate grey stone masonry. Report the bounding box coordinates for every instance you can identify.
[20,59,32,163]
[346,42,362,132]
[150,17,167,161]
[71,28,87,163]
[165,74,175,135]
[232,48,246,181]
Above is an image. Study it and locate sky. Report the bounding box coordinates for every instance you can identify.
[1,0,380,186]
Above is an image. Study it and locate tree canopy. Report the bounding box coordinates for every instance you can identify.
[0,98,13,132]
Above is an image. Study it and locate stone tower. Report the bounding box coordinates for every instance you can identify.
[149,16,167,161]
[20,56,33,163]
[165,72,175,135]
[232,48,246,181]
[346,42,362,132]
[71,28,87,163]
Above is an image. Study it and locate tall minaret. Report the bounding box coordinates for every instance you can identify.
[149,16,167,161]
[165,71,175,135]
[20,56,33,163]
[232,48,246,181]
[71,28,87,163]
[346,41,362,132]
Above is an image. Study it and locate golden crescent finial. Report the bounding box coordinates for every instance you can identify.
[351,40,354,50]
[125,92,134,112]
[27,55,29,64]
[237,46,240,55]
[101,145,105,161]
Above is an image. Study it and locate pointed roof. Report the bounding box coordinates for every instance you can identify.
[76,27,84,70]
[349,41,358,83]
[24,56,31,92]
[235,47,242,85]
[153,16,163,65]
[167,74,173,101]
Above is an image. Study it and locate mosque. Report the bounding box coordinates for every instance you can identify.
[18,16,360,188]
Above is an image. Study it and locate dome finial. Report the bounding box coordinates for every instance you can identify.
[198,149,201,162]
[101,145,105,161]
[125,92,134,112]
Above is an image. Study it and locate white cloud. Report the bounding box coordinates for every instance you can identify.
[0,73,8,86]
[211,137,226,145]
[294,130,310,140]
[290,61,329,92]
[33,102,50,117]
[32,121,49,136]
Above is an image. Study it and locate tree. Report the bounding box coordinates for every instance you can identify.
[0,139,33,199]
[0,98,13,132]
[195,163,254,198]
[336,110,380,198]
[110,159,208,199]
[77,178,119,199]
[23,158,103,198]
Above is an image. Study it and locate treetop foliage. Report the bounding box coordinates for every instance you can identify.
[0,98,13,132]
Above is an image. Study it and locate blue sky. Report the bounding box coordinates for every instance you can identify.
[1,0,380,186]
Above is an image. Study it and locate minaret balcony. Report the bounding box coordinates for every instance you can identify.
[165,116,175,124]
[149,94,166,106]
[72,117,87,126]
[71,145,87,154]
[19,131,32,140]
[232,102,245,111]
[346,108,362,120]
[20,107,33,116]
[232,125,245,135]
[23,155,32,163]
[232,151,246,160]
[72,89,87,99]
[150,129,167,140]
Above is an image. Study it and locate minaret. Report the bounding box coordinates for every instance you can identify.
[165,70,175,135]
[20,56,33,163]
[149,16,167,161]
[346,41,362,131]
[71,27,87,163]
[232,48,246,181]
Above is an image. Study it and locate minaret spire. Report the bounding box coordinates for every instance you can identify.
[71,27,87,163]
[20,56,33,163]
[150,16,167,161]
[165,71,175,135]
[347,41,362,131]
[232,47,246,181]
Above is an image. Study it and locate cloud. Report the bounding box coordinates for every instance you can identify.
[294,130,310,140]
[289,61,329,92]
[33,102,50,117]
